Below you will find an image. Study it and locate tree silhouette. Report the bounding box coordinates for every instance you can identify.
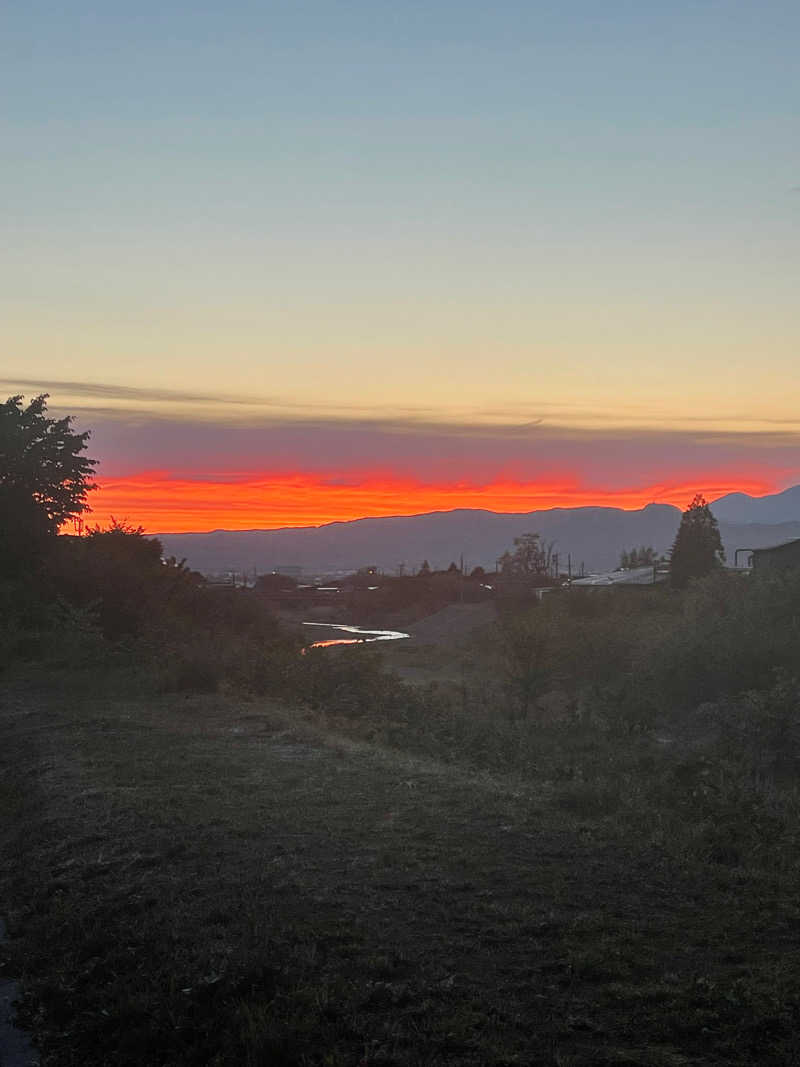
[1,394,97,532]
[1,394,97,576]
[620,545,658,569]
[501,532,554,576]
[669,494,725,588]
[497,550,514,575]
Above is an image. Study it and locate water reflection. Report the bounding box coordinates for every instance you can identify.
[302,622,410,650]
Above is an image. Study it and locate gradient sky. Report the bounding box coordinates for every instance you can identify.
[3,2,800,531]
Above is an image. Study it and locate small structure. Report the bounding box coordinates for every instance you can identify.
[750,539,800,571]
[570,565,666,588]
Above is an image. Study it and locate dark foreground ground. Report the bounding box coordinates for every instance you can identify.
[2,674,800,1066]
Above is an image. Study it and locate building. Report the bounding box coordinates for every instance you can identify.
[751,539,800,571]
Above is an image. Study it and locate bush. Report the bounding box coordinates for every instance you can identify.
[713,671,800,785]
[648,570,800,710]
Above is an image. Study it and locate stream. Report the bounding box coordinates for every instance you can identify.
[303,622,410,649]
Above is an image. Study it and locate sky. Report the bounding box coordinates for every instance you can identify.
[3,1,800,531]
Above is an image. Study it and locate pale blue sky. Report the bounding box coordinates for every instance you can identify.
[3,0,800,429]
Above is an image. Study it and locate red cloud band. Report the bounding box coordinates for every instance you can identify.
[82,470,777,534]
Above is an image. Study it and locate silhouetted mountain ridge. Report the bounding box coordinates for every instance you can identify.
[156,502,672,575]
[156,486,800,577]
[710,485,800,525]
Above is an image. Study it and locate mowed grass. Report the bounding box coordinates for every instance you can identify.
[2,673,800,1065]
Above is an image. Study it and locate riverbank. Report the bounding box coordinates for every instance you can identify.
[3,670,800,1065]
[378,601,498,685]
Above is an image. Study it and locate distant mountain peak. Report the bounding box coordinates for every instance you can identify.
[711,484,800,525]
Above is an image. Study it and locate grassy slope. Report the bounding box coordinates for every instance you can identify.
[2,675,800,1066]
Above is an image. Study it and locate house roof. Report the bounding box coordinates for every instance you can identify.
[571,566,660,587]
[752,538,800,554]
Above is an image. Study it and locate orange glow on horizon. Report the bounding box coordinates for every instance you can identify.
[82,470,779,534]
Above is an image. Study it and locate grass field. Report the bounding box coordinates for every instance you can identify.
[3,667,800,1066]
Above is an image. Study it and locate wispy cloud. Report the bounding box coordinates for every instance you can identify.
[1,378,261,407]
[7,376,800,438]
[0,377,368,415]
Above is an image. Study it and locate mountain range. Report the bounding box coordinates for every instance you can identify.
[156,486,800,577]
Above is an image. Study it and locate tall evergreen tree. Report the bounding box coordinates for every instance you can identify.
[669,494,725,588]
